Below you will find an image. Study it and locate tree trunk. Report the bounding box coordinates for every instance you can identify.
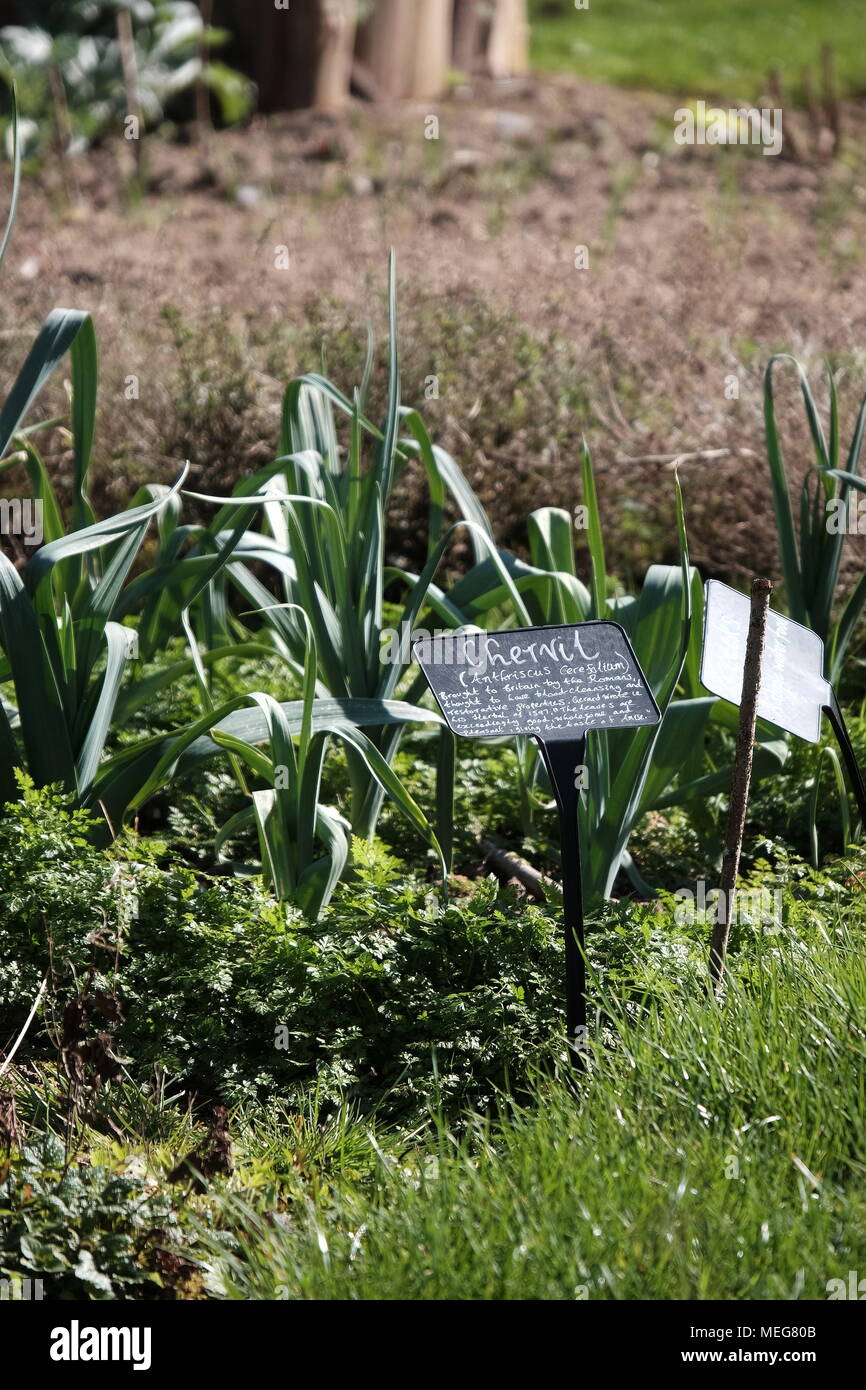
[411,0,455,100]
[453,0,484,73]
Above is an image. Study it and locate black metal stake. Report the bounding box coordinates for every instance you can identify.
[536,734,587,1057]
[824,690,866,825]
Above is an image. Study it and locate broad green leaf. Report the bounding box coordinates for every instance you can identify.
[0,551,75,789]
[0,308,93,459]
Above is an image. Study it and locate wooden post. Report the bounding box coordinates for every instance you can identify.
[709,578,772,990]
[411,0,455,100]
[487,0,530,79]
[314,0,357,111]
[802,67,824,158]
[766,69,801,162]
[115,7,144,176]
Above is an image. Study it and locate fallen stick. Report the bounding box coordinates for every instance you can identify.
[613,448,757,467]
[480,839,557,902]
[710,577,772,990]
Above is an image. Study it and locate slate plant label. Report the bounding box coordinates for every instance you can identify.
[701,579,831,743]
[413,621,660,742]
[414,620,660,1051]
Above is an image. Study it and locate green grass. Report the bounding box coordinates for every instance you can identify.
[201,911,866,1300]
[530,0,866,104]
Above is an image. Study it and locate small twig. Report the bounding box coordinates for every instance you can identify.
[0,975,48,1080]
[802,66,823,158]
[446,413,492,478]
[48,63,75,202]
[116,6,144,176]
[600,359,632,437]
[710,578,772,990]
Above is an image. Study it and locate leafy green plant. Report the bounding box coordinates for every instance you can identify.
[0,1133,178,1298]
[0,1,252,163]
[0,781,561,1119]
[0,772,126,1033]
[120,858,563,1118]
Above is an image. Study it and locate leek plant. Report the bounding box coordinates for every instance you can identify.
[0,92,181,812]
[207,610,446,918]
[0,97,253,836]
[0,475,187,808]
[763,356,866,855]
[764,354,866,683]
[174,255,521,871]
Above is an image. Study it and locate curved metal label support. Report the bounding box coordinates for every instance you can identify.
[824,690,866,825]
